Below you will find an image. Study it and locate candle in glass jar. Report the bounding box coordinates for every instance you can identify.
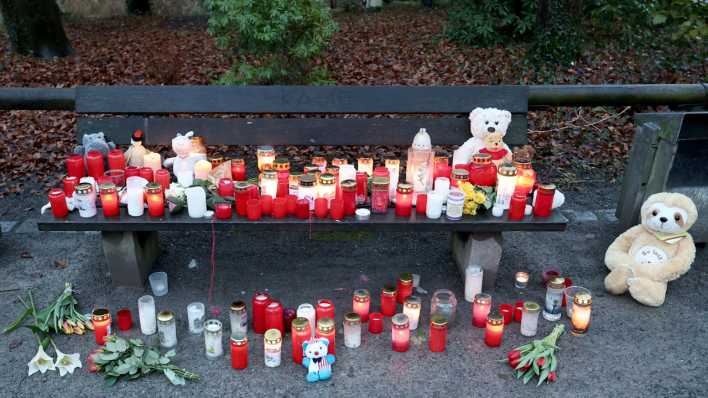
[92,308,112,345]
[145,183,164,217]
[74,183,97,218]
[316,317,336,355]
[194,160,212,180]
[513,159,536,197]
[252,293,272,334]
[186,302,205,334]
[446,190,465,221]
[247,198,262,221]
[231,158,246,181]
[385,158,400,201]
[86,150,105,179]
[355,172,368,205]
[469,153,497,187]
[48,188,69,218]
[283,308,296,335]
[228,301,248,337]
[434,155,450,181]
[316,299,335,322]
[296,199,310,219]
[395,182,413,217]
[515,271,530,289]
[215,202,232,220]
[297,303,317,339]
[139,167,154,183]
[263,329,282,367]
[259,170,278,198]
[542,277,565,321]
[357,157,373,176]
[426,191,444,219]
[571,293,592,335]
[332,158,347,167]
[368,312,383,334]
[341,179,357,215]
[430,289,457,324]
[317,173,336,203]
[265,301,284,335]
[495,165,517,210]
[63,176,79,197]
[257,146,276,171]
[125,166,140,179]
[298,174,317,210]
[66,154,85,178]
[137,295,156,335]
[380,285,397,317]
[484,313,504,347]
[352,289,370,322]
[343,312,362,349]
[218,178,235,198]
[107,149,126,170]
[508,193,527,220]
[371,176,390,213]
[204,319,223,359]
[99,183,120,217]
[451,168,469,188]
[464,265,483,302]
[472,293,492,328]
[154,169,171,191]
[396,272,413,304]
[499,303,513,325]
[391,313,410,352]
[514,300,524,322]
[429,314,448,352]
[416,193,427,214]
[403,296,422,330]
[520,301,541,337]
[272,197,287,219]
[230,334,248,369]
[533,184,556,217]
[143,152,162,173]
[290,317,311,364]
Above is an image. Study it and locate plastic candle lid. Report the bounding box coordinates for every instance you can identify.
[355,208,370,220]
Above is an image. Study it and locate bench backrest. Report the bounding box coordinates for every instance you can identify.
[75,85,529,147]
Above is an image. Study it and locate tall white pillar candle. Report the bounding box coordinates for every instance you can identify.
[137,295,156,335]
[426,191,444,219]
[434,177,450,204]
[187,302,205,334]
[296,303,316,338]
[185,186,207,218]
[127,186,145,216]
[464,265,483,302]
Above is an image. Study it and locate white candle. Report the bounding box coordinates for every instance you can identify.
[402,296,421,330]
[203,319,223,359]
[495,165,517,210]
[296,303,316,338]
[187,302,205,334]
[343,313,362,348]
[143,152,162,172]
[127,186,144,217]
[434,177,450,204]
[464,265,483,302]
[426,191,444,219]
[185,186,207,218]
[175,170,194,187]
[194,160,212,180]
[137,295,156,335]
[338,164,357,184]
[386,159,400,201]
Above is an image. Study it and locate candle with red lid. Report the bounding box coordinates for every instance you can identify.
[66,154,85,178]
[215,202,232,220]
[107,149,126,170]
[231,159,246,181]
[472,293,492,328]
[86,151,105,179]
[125,166,140,179]
[139,167,154,182]
[230,334,248,369]
[434,155,451,181]
[316,317,336,355]
[429,315,448,352]
[368,312,383,334]
[380,285,397,316]
[395,183,413,217]
[264,301,284,334]
[247,199,261,221]
[316,299,335,322]
[252,293,272,334]
[99,183,120,217]
[291,317,311,364]
[146,183,164,217]
[355,172,368,205]
[63,176,79,197]
[341,179,357,215]
[391,313,410,352]
[533,184,556,217]
[48,189,69,218]
[396,272,414,304]
[272,197,287,219]
[469,153,497,187]
[484,313,504,347]
[92,308,112,345]
[513,159,536,197]
[352,289,370,322]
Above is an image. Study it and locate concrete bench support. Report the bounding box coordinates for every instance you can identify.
[451,232,503,292]
[101,231,160,287]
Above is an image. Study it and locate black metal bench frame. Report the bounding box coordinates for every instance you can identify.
[37,85,568,288]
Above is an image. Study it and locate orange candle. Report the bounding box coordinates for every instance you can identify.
[92,308,112,345]
[99,183,120,217]
[146,183,164,217]
[513,159,536,197]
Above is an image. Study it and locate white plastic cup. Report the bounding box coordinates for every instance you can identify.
[148,271,168,296]
[426,191,444,219]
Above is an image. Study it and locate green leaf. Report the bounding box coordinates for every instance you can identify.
[113,362,132,375]
[98,352,120,361]
[3,307,31,334]
[550,355,557,371]
[163,368,186,386]
[105,376,119,387]
[523,370,534,384]
[652,14,667,25]
[538,368,550,386]
[130,339,144,347]
[158,356,170,365]
[164,350,176,358]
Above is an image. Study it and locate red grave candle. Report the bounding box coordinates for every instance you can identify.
[355,172,368,205]
[380,285,397,317]
[277,177,289,198]
[472,293,492,328]
[396,273,414,304]
[252,293,272,334]
[314,198,328,219]
[247,199,261,221]
[105,169,126,188]
[66,154,85,178]
[231,159,246,181]
[434,155,451,181]
[484,314,504,347]
[63,176,79,197]
[391,313,410,352]
[96,175,112,186]
[260,195,273,216]
[91,308,112,345]
[368,312,383,334]
[533,184,556,218]
[86,151,105,179]
[291,317,311,365]
[514,300,524,322]
[154,169,171,192]
[429,315,448,352]
[416,193,427,214]
[395,183,413,217]
[248,184,260,199]
[316,299,335,322]
[125,166,140,179]
[296,199,309,219]
[145,184,164,217]
[316,317,336,355]
[107,149,126,170]
[330,199,344,221]
[235,183,250,217]
[352,289,370,322]
[48,188,69,218]
[499,303,513,325]
[139,167,154,182]
[230,335,249,369]
[514,160,536,197]
[215,202,232,220]
[99,183,120,217]
[341,179,357,215]
[469,153,497,187]
[286,195,298,216]
[373,166,389,178]
[218,178,235,198]
[264,301,284,334]
[508,193,527,220]
[116,308,132,331]
[272,197,287,219]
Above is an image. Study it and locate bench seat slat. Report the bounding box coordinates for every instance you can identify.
[38,210,567,233]
[77,114,528,146]
[76,85,528,114]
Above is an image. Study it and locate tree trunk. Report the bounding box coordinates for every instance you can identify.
[529,0,583,65]
[0,0,72,58]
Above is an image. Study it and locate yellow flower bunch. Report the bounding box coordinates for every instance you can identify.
[458,181,494,216]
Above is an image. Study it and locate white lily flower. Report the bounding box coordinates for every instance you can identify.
[54,349,82,376]
[28,345,55,376]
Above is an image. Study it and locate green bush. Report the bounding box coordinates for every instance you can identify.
[204,0,338,85]
[651,0,707,43]
[444,0,537,47]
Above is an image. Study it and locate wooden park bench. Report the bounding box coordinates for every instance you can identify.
[37,85,568,288]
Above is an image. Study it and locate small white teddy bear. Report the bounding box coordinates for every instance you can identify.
[452,107,512,167]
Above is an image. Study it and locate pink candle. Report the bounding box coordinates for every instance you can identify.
[391,313,410,352]
[472,293,492,328]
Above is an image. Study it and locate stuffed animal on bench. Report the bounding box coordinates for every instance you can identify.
[301,337,335,383]
[163,131,207,174]
[452,107,512,167]
[74,132,116,160]
[604,192,697,307]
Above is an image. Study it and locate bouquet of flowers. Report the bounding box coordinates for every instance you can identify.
[503,324,564,385]
[458,182,495,215]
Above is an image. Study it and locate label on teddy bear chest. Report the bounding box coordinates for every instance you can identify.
[634,245,668,265]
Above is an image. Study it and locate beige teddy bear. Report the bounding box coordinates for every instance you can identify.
[604,192,697,307]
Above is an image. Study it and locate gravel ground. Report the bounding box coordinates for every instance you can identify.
[0,204,705,397]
